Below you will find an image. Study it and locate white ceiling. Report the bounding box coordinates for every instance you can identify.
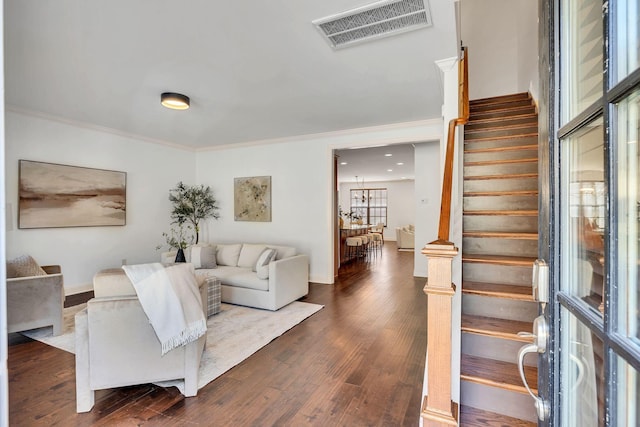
[336,143,416,183]
[4,1,457,150]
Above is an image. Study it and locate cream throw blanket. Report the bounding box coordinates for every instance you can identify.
[122,263,206,355]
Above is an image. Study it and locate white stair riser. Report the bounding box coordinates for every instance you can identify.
[464,136,538,150]
[460,381,537,423]
[465,149,538,163]
[464,215,538,233]
[462,237,538,257]
[463,294,538,321]
[463,263,533,286]
[462,333,536,366]
[464,195,538,210]
[464,162,538,177]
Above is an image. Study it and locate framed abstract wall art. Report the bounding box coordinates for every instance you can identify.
[18,160,126,228]
[234,176,271,222]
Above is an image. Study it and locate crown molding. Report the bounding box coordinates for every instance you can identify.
[7,105,441,153]
[6,105,197,152]
[197,118,443,152]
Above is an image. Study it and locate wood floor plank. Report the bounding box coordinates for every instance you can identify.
[8,242,427,426]
[460,405,536,427]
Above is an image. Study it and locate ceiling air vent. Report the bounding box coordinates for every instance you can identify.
[313,0,432,49]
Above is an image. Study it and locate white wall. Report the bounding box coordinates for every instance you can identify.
[5,111,196,293]
[517,0,539,102]
[4,113,442,291]
[196,140,330,284]
[413,141,442,277]
[338,179,415,242]
[197,120,443,284]
[461,0,539,101]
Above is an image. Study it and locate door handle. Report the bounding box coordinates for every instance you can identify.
[517,315,550,421]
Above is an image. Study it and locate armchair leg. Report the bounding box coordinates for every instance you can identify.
[52,315,63,336]
[75,309,95,413]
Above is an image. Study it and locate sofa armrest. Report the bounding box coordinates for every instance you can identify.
[269,255,309,310]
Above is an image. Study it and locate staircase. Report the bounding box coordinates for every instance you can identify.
[458,93,539,425]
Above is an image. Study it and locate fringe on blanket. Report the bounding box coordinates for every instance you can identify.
[161,319,207,355]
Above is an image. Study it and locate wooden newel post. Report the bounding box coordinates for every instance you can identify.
[421,241,459,426]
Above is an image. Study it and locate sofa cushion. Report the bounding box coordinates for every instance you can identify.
[223,269,269,291]
[216,244,242,266]
[186,245,217,269]
[254,249,276,279]
[266,245,296,260]
[237,244,267,268]
[7,255,47,278]
[195,266,268,291]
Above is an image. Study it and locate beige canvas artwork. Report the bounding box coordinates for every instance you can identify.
[234,176,271,222]
[19,160,126,228]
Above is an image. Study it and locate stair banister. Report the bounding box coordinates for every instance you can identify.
[421,46,468,426]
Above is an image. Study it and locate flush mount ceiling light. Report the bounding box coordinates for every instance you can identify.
[161,92,190,110]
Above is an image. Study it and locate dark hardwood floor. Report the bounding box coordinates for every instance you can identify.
[8,243,427,426]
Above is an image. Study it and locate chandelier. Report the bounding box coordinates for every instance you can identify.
[354,176,367,203]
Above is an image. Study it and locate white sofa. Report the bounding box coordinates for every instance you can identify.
[162,243,309,311]
[75,265,207,413]
[396,225,415,249]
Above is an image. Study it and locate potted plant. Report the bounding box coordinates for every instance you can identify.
[168,182,220,244]
[157,223,195,262]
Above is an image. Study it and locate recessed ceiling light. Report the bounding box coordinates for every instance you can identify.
[384,153,393,157]
[387,169,393,172]
[396,162,404,166]
[161,92,190,110]
[340,162,348,165]
[401,176,407,179]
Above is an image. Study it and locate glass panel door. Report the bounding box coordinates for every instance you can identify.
[547,0,640,425]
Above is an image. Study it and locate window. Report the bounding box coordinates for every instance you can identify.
[350,188,387,226]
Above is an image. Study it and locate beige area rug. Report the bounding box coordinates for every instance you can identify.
[22,301,323,393]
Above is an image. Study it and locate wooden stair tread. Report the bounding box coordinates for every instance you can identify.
[463,281,535,301]
[465,123,538,135]
[465,158,537,166]
[462,314,533,342]
[470,100,533,112]
[463,231,538,240]
[462,254,536,266]
[464,190,538,197]
[467,112,537,125]
[461,354,537,395]
[470,92,530,104]
[464,209,538,216]
[464,173,538,181]
[464,132,539,143]
[464,144,537,154]
[470,106,537,120]
[459,405,536,427]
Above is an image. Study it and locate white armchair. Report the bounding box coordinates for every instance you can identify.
[75,267,207,413]
[7,264,64,335]
[396,226,415,249]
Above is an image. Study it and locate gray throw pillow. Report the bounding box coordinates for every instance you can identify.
[254,249,276,279]
[186,245,217,269]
